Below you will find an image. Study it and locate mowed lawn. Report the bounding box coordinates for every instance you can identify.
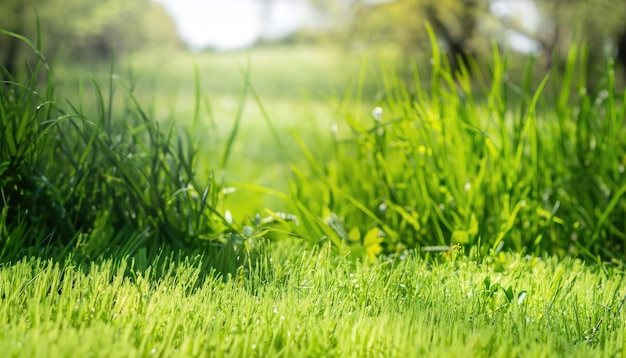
[2,242,625,357]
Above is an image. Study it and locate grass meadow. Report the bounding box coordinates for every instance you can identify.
[1,30,626,356]
[51,45,373,219]
[2,243,625,357]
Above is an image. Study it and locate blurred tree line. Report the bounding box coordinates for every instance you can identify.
[1,0,182,76]
[304,0,626,79]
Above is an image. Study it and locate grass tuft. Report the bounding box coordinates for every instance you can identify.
[288,39,626,261]
[0,31,252,265]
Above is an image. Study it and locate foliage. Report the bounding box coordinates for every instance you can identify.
[1,244,625,357]
[534,0,626,49]
[2,24,626,358]
[307,0,626,79]
[47,43,376,222]
[0,32,247,261]
[0,0,181,74]
[288,38,626,261]
[354,0,485,57]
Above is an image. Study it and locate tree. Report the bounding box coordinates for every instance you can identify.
[0,0,36,77]
[544,0,626,76]
[308,0,491,72]
[304,0,626,80]
[617,30,626,73]
[0,0,181,77]
[422,0,483,72]
[493,0,626,81]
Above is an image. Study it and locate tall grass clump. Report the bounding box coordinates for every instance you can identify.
[289,35,626,261]
[0,30,248,262]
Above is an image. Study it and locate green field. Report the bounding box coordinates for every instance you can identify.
[2,35,626,356]
[2,243,625,357]
[51,45,379,218]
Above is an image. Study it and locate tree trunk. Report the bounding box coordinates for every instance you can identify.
[424,3,476,74]
[616,29,626,81]
[1,5,25,80]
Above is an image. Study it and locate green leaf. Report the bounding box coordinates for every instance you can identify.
[502,285,514,303]
[348,226,361,243]
[364,227,383,262]
[451,230,469,244]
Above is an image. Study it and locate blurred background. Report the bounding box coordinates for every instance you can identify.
[2,0,626,217]
[2,0,626,77]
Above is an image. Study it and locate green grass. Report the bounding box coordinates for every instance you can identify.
[2,29,625,260]
[2,28,626,357]
[289,38,626,261]
[1,243,625,357]
[0,29,249,261]
[49,45,374,219]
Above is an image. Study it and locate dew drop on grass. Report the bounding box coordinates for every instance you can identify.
[372,107,383,122]
[243,226,254,237]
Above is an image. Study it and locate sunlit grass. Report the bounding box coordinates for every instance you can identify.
[288,37,626,261]
[49,45,374,219]
[3,29,626,357]
[1,243,625,357]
